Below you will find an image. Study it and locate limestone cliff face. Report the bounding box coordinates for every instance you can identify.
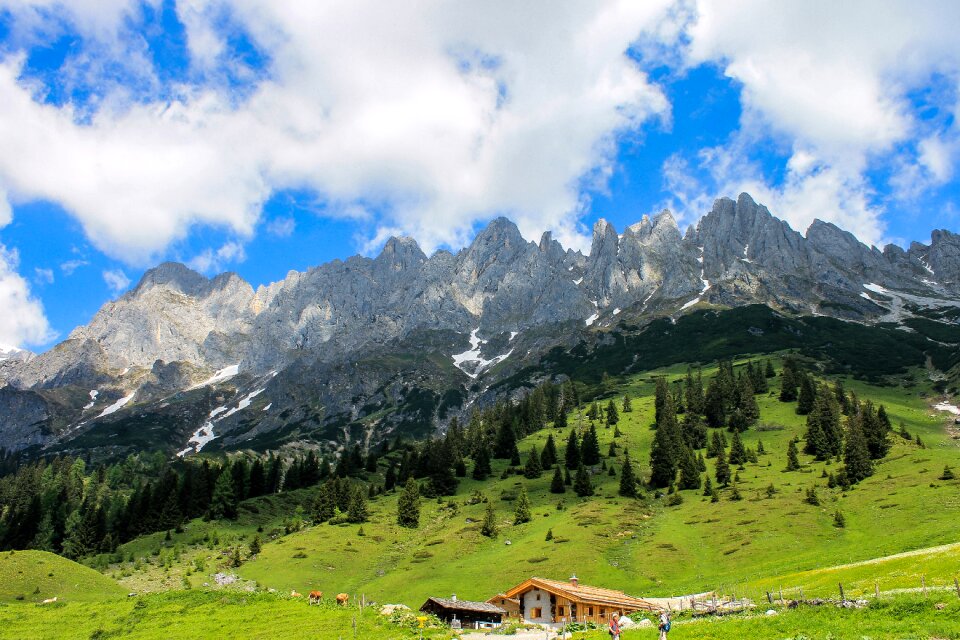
[2,194,959,454]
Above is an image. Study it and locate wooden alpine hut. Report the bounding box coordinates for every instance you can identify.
[502,575,659,625]
[419,595,506,629]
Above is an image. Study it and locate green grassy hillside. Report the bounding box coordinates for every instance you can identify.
[94,356,960,612]
[0,550,125,602]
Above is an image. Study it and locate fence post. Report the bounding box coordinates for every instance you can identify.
[839,583,845,604]
[779,585,784,605]
[954,576,960,599]
[874,581,880,598]
[798,587,804,602]
[767,591,773,604]
[922,576,927,598]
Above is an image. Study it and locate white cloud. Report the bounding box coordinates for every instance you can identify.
[33,267,53,284]
[187,240,246,274]
[652,0,960,245]
[60,258,89,275]
[102,268,131,294]
[265,216,295,238]
[0,244,55,348]
[0,1,675,261]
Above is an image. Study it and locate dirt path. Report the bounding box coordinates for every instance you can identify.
[813,541,960,572]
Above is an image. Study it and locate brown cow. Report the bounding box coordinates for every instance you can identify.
[308,591,323,605]
[336,593,349,606]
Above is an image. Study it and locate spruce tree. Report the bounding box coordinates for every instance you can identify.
[806,385,842,459]
[396,478,421,529]
[796,374,816,415]
[208,471,238,520]
[564,429,581,469]
[728,430,747,467]
[618,451,637,498]
[514,486,532,525]
[581,424,601,466]
[541,434,558,468]
[681,413,708,451]
[550,465,566,494]
[780,358,799,402]
[472,447,492,480]
[494,420,517,459]
[703,475,713,497]
[348,487,369,523]
[786,438,801,471]
[707,430,725,459]
[756,438,765,455]
[715,448,731,486]
[678,447,702,491]
[843,413,873,484]
[654,377,670,425]
[765,360,776,378]
[650,389,681,488]
[704,376,727,428]
[685,366,705,416]
[510,445,522,467]
[480,502,498,538]
[606,400,619,426]
[249,534,262,556]
[564,467,572,486]
[573,463,594,497]
[622,394,633,413]
[523,447,543,479]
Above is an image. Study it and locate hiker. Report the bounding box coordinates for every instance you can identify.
[608,612,622,640]
[658,611,671,639]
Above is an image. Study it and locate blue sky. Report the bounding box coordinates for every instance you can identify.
[0,1,958,351]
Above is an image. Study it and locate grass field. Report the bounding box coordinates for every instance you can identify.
[0,550,125,603]
[83,356,960,616]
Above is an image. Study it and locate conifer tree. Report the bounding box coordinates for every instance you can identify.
[678,446,702,491]
[622,394,633,413]
[703,475,713,497]
[480,501,498,538]
[573,463,594,497]
[618,451,637,498]
[472,447,492,481]
[707,430,725,459]
[550,465,566,494]
[555,406,568,430]
[681,413,708,450]
[608,441,618,458]
[564,429,581,469]
[249,534,262,556]
[780,358,799,402]
[208,471,238,520]
[697,452,707,472]
[396,478,421,528]
[348,487,369,524]
[494,420,517,459]
[510,445,522,467]
[796,374,816,415]
[765,360,776,378]
[514,486,532,525]
[541,434,558,468]
[728,430,747,467]
[564,467,572,486]
[756,438,765,455]
[606,400,619,426]
[714,448,731,487]
[654,377,670,425]
[806,385,842,459]
[843,413,873,484]
[685,366,705,416]
[729,484,743,501]
[524,447,543,479]
[312,481,335,522]
[649,390,681,488]
[581,424,602,466]
[786,438,801,471]
[704,376,727,428]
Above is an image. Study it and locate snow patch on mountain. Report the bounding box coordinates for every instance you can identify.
[98,392,135,418]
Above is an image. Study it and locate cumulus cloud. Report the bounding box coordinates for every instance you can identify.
[102,268,131,293]
[265,216,295,238]
[0,1,674,261]
[672,0,960,244]
[0,244,55,348]
[187,240,246,274]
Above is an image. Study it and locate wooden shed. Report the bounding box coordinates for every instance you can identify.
[419,596,506,629]
[502,575,659,626]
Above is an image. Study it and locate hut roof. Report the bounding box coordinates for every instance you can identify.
[504,578,659,611]
[421,597,506,615]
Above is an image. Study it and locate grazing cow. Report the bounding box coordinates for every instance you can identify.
[308,591,323,605]
[336,593,349,606]
[290,590,302,598]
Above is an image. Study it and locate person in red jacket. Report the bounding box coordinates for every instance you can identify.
[608,612,622,640]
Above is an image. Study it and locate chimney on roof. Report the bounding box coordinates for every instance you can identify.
[451,594,457,601]
[570,575,579,587]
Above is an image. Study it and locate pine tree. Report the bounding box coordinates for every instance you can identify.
[765,360,776,378]
[514,486,532,525]
[704,376,727,428]
[472,447,492,480]
[608,441,618,458]
[622,394,633,413]
[678,447,702,491]
[541,434,558,468]
[806,384,843,460]
[756,438,765,455]
[550,465,566,494]
[231,547,242,568]
[480,501,498,537]
[729,484,743,501]
[573,464,594,497]
[606,400,619,426]
[714,448,731,487]
[780,358,799,402]
[685,366,705,416]
[581,424,601,466]
[348,487,369,523]
[494,420,517,459]
[728,430,747,466]
[786,438,801,471]
[208,470,238,520]
[510,445,522,467]
[396,478,421,528]
[833,510,846,528]
[843,413,873,484]
[564,467,572,486]
[707,430,725,459]
[654,377,670,425]
[249,534,262,556]
[524,447,543,479]
[564,429,581,469]
[804,487,820,506]
[618,451,637,498]
[703,475,714,497]
[555,407,568,430]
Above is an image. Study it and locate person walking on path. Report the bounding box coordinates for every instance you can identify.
[658,610,671,640]
[608,612,622,640]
